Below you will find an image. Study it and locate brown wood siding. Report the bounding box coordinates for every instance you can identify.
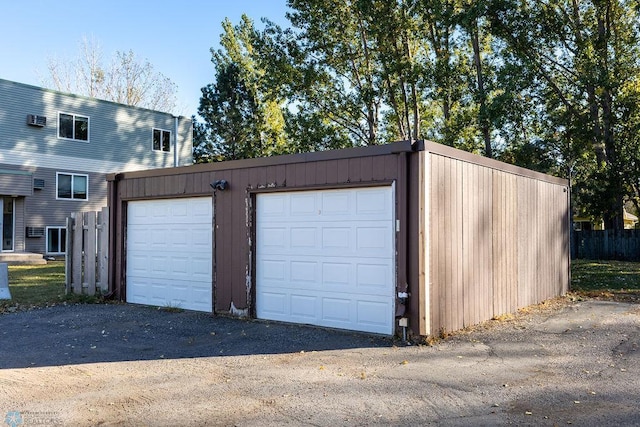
[109,145,409,316]
[425,151,569,336]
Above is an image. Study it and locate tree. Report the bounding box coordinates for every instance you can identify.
[198,15,288,161]
[489,0,640,229]
[40,37,178,113]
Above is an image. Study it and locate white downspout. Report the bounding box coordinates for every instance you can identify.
[173,115,179,167]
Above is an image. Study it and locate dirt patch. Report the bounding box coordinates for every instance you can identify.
[1,298,639,426]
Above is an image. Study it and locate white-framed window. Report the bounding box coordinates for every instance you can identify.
[153,128,171,152]
[56,172,88,201]
[58,112,89,141]
[46,226,67,254]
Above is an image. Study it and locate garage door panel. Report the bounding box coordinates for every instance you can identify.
[290,295,317,319]
[356,300,393,329]
[322,262,350,286]
[262,227,287,247]
[127,197,212,312]
[322,297,350,321]
[321,227,351,248]
[290,227,316,248]
[260,188,391,223]
[129,254,211,279]
[290,261,318,282]
[260,292,287,316]
[259,258,393,294]
[257,187,395,335]
[356,263,393,288]
[127,276,212,312]
[290,193,317,215]
[320,192,350,215]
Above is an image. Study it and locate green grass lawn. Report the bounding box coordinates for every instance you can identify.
[571,259,640,291]
[1,261,101,312]
[570,259,640,301]
[6,261,66,305]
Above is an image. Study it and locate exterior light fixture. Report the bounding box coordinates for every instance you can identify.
[210,180,228,191]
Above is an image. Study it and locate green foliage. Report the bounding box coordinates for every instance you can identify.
[197,1,640,225]
[490,0,640,229]
[197,15,288,161]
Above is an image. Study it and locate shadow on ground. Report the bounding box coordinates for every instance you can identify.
[1,304,394,369]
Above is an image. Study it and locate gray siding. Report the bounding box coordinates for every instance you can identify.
[0,78,194,254]
[0,169,33,196]
[0,78,192,170]
[24,167,107,253]
[14,197,25,252]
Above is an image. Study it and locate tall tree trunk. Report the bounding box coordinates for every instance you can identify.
[470,21,492,158]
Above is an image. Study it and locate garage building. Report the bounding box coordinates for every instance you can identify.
[106,140,570,337]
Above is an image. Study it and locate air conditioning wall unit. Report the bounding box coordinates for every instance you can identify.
[26,227,45,238]
[26,114,46,127]
[33,178,45,190]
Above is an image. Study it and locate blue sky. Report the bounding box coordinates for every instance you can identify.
[0,0,291,117]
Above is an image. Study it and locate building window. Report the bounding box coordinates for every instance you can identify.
[58,112,89,141]
[46,227,66,254]
[153,128,171,152]
[56,173,88,200]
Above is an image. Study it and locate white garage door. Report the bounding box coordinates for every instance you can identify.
[126,197,213,312]
[256,186,395,335]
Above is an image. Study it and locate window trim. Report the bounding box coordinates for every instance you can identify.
[45,226,67,255]
[152,128,172,153]
[57,111,90,142]
[56,172,89,201]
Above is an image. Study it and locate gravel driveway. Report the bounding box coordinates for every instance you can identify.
[1,298,639,426]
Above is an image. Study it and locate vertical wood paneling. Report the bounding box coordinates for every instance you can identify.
[325,160,338,184]
[249,167,261,190]
[372,157,386,180]
[295,163,306,186]
[452,159,464,330]
[429,155,442,333]
[444,157,455,331]
[463,162,476,328]
[413,153,428,335]
[428,152,568,336]
[305,162,317,184]
[348,158,361,183]
[337,159,350,183]
[315,162,327,185]
[216,175,234,311]
[516,176,527,308]
[231,169,250,310]
[429,154,465,333]
[360,156,373,181]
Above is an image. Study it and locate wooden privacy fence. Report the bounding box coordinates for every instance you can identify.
[572,230,640,261]
[65,207,109,295]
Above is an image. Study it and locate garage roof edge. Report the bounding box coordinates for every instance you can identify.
[422,140,568,187]
[107,140,414,181]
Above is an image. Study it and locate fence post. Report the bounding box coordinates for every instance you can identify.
[97,207,109,293]
[72,212,83,294]
[65,215,73,295]
[84,212,97,296]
